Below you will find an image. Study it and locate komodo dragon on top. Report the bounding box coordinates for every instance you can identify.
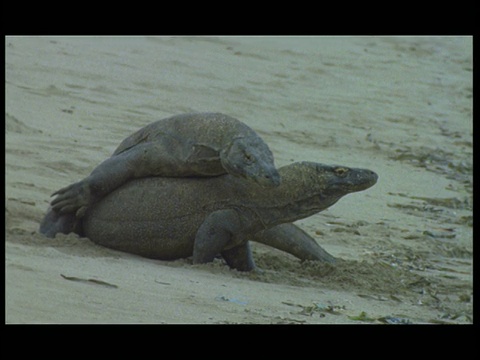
[40,112,280,237]
[40,162,378,271]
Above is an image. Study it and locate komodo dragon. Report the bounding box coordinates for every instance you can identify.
[41,162,378,271]
[41,112,280,237]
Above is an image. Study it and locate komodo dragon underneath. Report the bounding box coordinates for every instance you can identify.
[41,162,377,271]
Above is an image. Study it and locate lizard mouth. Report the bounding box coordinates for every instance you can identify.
[232,163,281,187]
[253,169,281,187]
[333,168,378,192]
[221,157,281,187]
[355,169,378,190]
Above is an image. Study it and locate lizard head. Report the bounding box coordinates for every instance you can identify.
[279,162,378,212]
[220,137,281,187]
[256,162,378,225]
[315,164,378,194]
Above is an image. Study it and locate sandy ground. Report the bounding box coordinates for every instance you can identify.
[5,36,472,324]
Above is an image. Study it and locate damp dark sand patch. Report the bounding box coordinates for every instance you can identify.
[252,253,419,295]
[247,247,473,323]
[389,145,472,186]
[387,195,472,227]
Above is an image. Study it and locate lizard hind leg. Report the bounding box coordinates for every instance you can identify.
[221,242,256,272]
[193,209,242,266]
[39,207,82,238]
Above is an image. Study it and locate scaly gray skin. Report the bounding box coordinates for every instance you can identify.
[72,162,377,271]
[49,113,281,218]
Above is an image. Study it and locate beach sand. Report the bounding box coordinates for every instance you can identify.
[5,36,472,324]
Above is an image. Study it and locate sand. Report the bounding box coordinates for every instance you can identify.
[5,36,472,324]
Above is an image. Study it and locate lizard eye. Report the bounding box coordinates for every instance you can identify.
[244,153,254,163]
[334,167,349,177]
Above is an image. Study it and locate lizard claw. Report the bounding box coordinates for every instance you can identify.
[50,181,91,215]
